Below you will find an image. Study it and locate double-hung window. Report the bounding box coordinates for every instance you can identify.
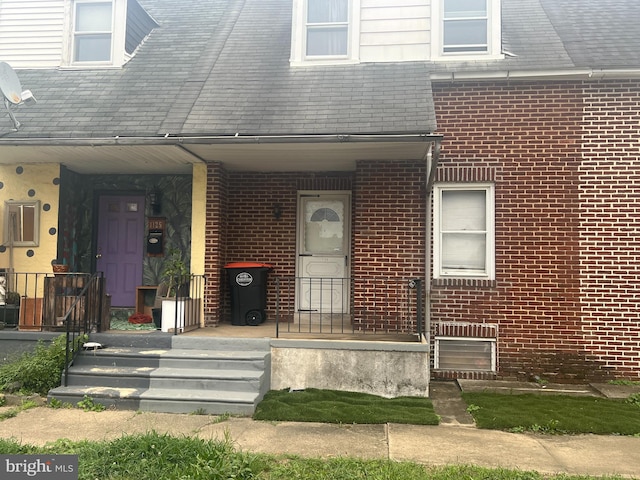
[306,0,349,57]
[73,1,113,63]
[434,184,495,279]
[443,0,488,53]
[432,0,502,60]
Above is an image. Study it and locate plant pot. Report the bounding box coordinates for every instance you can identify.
[151,308,162,329]
[0,305,20,327]
[161,299,186,333]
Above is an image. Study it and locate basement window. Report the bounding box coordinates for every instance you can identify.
[435,337,496,371]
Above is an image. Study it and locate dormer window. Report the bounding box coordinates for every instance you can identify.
[306,0,348,56]
[432,0,502,60]
[73,1,113,62]
[65,0,156,68]
[290,0,359,66]
[443,0,488,53]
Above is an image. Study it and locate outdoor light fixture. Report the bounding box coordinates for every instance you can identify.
[150,190,162,215]
[272,204,282,219]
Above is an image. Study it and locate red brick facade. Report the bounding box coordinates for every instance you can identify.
[432,79,640,381]
[202,79,639,382]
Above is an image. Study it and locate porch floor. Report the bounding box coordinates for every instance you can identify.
[105,320,420,343]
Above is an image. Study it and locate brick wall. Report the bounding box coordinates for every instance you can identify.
[579,80,640,378]
[353,161,426,331]
[432,79,640,381]
[215,171,353,323]
[432,81,602,382]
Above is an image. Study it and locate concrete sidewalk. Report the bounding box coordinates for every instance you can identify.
[1,405,639,478]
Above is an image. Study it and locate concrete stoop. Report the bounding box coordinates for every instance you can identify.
[48,334,271,415]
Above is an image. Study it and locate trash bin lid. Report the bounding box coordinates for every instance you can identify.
[224,262,273,269]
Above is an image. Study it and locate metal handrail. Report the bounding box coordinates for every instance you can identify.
[62,272,105,386]
[273,276,425,338]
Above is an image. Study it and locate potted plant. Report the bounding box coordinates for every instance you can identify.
[160,249,190,332]
[162,248,189,298]
[1,291,21,327]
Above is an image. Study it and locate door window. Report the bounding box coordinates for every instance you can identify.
[303,200,345,254]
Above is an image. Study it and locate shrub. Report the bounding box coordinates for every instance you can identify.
[0,334,85,396]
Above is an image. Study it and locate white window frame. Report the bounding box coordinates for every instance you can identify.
[433,183,495,279]
[290,0,360,66]
[431,0,503,61]
[63,0,127,68]
[434,336,496,372]
[3,201,40,247]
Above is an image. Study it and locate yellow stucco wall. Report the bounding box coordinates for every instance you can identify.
[0,164,60,273]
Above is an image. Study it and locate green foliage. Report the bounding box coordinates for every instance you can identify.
[254,388,440,425]
[48,397,73,409]
[69,432,256,480]
[4,291,20,305]
[626,393,640,407]
[608,379,640,386]
[466,403,480,414]
[463,392,640,435]
[0,434,626,479]
[0,395,5,407]
[0,399,38,421]
[77,395,106,412]
[162,248,190,297]
[0,334,86,396]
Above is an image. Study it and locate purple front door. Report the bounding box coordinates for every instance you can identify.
[96,195,145,307]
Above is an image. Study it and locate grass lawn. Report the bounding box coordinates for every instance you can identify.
[0,433,629,480]
[462,392,640,435]
[253,388,440,425]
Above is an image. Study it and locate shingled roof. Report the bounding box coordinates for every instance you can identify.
[3,0,640,140]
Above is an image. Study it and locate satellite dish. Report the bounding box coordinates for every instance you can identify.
[0,61,23,105]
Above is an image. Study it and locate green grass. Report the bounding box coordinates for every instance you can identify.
[253,388,440,425]
[0,433,628,480]
[462,392,640,435]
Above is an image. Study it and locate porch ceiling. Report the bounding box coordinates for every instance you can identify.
[0,138,435,174]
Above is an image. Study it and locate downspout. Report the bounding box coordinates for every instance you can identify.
[424,139,442,351]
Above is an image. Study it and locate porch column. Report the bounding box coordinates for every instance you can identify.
[202,162,226,326]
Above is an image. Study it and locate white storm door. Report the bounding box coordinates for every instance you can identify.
[297,192,351,313]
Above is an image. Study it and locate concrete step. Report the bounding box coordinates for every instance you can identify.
[65,366,264,392]
[74,347,269,371]
[48,335,272,415]
[48,385,260,415]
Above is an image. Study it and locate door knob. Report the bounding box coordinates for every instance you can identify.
[96,253,102,259]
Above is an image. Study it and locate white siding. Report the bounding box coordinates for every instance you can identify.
[0,0,66,68]
[360,0,431,62]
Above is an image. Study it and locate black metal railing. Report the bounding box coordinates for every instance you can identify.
[159,274,205,334]
[274,276,424,338]
[61,272,107,386]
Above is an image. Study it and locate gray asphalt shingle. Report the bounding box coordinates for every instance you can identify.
[2,0,639,139]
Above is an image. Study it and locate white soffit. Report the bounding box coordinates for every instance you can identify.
[0,141,431,174]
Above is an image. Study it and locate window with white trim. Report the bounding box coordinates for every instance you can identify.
[307,0,348,56]
[290,0,359,65]
[432,0,502,60]
[73,1,114,62]
[434,184,495,279]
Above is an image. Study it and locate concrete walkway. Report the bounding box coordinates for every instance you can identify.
[2,379,640,478]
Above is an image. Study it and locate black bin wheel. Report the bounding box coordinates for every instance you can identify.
[246,310,263,326]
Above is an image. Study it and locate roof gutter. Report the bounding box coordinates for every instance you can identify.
[0,133,443,147]
[430,67,640,82]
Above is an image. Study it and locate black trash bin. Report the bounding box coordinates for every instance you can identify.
[225,262,272,326]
